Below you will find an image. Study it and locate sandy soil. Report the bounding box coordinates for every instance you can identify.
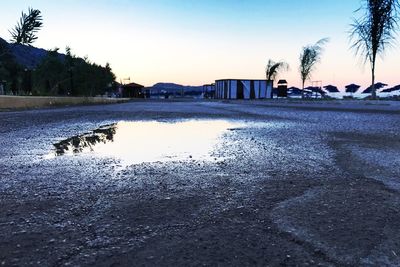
[0,100,399,266]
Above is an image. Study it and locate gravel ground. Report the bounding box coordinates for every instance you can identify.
[0,100,399,266]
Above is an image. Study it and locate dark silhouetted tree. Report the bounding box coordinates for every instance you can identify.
[299,38,329,97]
[0,40,23,94]
[33,48,116,96]
[33,48,66,95]
[350,0,399,99]
[265,59,289,82]
[65,46,75,95]
[9,8,43,45]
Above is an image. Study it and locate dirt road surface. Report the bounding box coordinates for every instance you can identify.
[1,100,399,266]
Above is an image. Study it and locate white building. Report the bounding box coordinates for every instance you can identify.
[215,79,272,99]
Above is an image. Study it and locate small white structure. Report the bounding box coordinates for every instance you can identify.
[215,79,272,99]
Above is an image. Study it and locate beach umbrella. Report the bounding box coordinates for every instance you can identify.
[287,86,302,95]
[345,84,361,93]
[305,86,325,96]
[314,87,326,95]
[381,84,400,93]
[303,86,314,93]
[362,82,388,94]
[304,86,317,91]
[392,85,400,93]
[323,85,340,93]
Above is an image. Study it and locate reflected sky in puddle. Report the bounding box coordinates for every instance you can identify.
[51,120,244,165]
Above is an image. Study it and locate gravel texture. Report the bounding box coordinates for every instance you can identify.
[0,99,399,266]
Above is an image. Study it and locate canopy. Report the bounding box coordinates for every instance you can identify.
[304,86,325,95]
[362,82,388,94]
[287,87,302,95]
[323,85,340,93]
[381,85,400,93]
[345,84,361,93]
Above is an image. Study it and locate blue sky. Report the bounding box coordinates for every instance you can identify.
[1,0,399,89]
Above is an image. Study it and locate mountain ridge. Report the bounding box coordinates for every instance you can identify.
[147,82,204,92]
[0,37,65,69]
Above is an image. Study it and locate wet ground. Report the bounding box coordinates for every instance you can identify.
[1,100,400,266]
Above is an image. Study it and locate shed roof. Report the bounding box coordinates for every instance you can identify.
[278,80,288,84]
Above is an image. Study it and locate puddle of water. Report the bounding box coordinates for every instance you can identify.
[53,124,117,155]
[50,120,243,165]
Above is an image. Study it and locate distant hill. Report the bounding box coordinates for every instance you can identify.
[148,83,203,93]
[0,37,64,68]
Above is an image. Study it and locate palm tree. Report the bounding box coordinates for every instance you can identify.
[299,38,329,98]
[350,0,399,99]
[9,8,43,45]
[265,59,289,82]
[265,59,289,98]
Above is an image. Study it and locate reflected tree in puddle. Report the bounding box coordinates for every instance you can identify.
[54,124,117,155]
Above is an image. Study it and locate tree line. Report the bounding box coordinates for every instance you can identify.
[31,47,116,96]
[0,8,116,97]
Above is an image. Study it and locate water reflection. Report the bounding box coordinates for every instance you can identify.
[54,124,117,155]
[53,120,241,165]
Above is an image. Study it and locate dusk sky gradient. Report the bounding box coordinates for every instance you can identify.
[1,0,399,90]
